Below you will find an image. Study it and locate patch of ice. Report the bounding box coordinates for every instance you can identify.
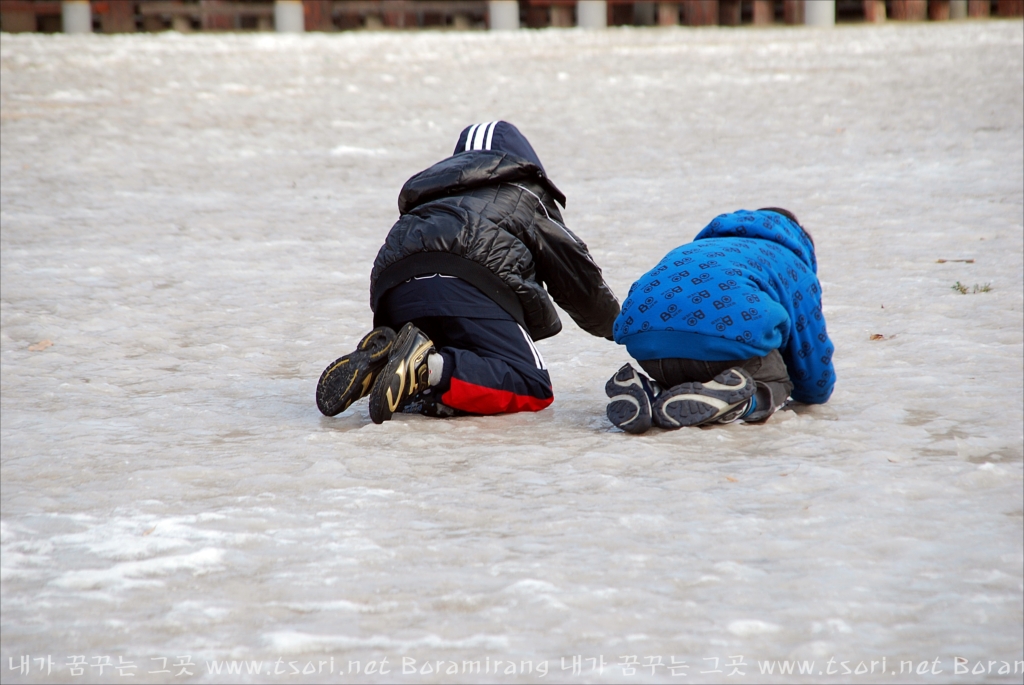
[51,547,225,590]
[264,631,509,655]
[727,620,782,636]
[330,145,388,156]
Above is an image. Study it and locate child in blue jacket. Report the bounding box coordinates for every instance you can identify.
[605,208,835,433]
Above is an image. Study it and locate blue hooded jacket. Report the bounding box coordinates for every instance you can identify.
[613,210,835,404]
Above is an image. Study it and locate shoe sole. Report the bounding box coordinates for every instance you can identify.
[368,323,434,425]
[315,327,396,417]
[653,367,755,429]
[605,363,652,434]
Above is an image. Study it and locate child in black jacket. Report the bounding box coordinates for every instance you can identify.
[316,121,619,423]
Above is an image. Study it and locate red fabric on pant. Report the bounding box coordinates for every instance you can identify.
[442,377,553,415]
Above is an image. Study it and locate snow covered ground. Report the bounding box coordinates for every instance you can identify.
[1,19,1022,685]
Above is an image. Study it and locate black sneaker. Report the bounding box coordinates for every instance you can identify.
[401,395,463,419]
[652,367,756,429]
[315,327,396,417]
[368,323,435,424]
[604,363,659,434]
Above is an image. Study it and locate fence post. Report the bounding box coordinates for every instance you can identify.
[683,0,718,25]
[891,0,928,19]
[489,0,519,29]
[720,0,741,25]
[275,0,304,31]
[805,0,834,25]
[201,0,233,29]
[100,0,136,32]
[966,0,989,16]
[303,0,334,31]
[864,0,886,21]
[998,0,1024,16]
[783,0,804,24]
[634,1,656,24]
[657,2,679,24]
[577,0,607,27]
[752,0,774,24]
[550,2,573,26]
[62,0,92,33]
[929,0,951,19]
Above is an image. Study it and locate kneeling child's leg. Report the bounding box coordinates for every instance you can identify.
[431,318,552,415]
[740,349,793,423]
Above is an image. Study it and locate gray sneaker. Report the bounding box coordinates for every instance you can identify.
[652,367,756,429]
[605,363,660,434]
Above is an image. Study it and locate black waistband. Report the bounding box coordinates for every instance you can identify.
[372,253,526,330]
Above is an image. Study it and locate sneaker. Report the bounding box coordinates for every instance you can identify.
[368,323,435,424]
[715,396,755,424]
[605,363,660,434]
[401,395,462,419]
[652,367,756,429]
[315,326,397,417]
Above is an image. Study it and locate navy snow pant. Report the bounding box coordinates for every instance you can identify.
[406,315,553,415]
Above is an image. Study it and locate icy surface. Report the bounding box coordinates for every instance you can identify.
[2,21,1022,684]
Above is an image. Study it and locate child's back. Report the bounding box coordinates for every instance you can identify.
[606,209,835,433]
[317,121,620,423]
[615,209,833,404]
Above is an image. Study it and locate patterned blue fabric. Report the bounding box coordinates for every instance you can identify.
[613,210,835,404]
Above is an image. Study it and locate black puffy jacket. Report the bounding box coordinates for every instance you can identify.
[370,151,620,341]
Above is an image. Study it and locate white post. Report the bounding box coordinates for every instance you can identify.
[488,0,519,30]
[62,1,92,34]
[949,0,968,19]
[577,1,607,28]
[804,0,835,26]
[274,0,305,32]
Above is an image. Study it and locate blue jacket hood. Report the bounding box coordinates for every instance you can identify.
[695,210,817,274]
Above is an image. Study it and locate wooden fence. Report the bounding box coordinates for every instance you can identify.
[1,0,1021,33]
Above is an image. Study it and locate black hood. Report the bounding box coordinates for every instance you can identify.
[454,120,547,173]
[398,150,566,214]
